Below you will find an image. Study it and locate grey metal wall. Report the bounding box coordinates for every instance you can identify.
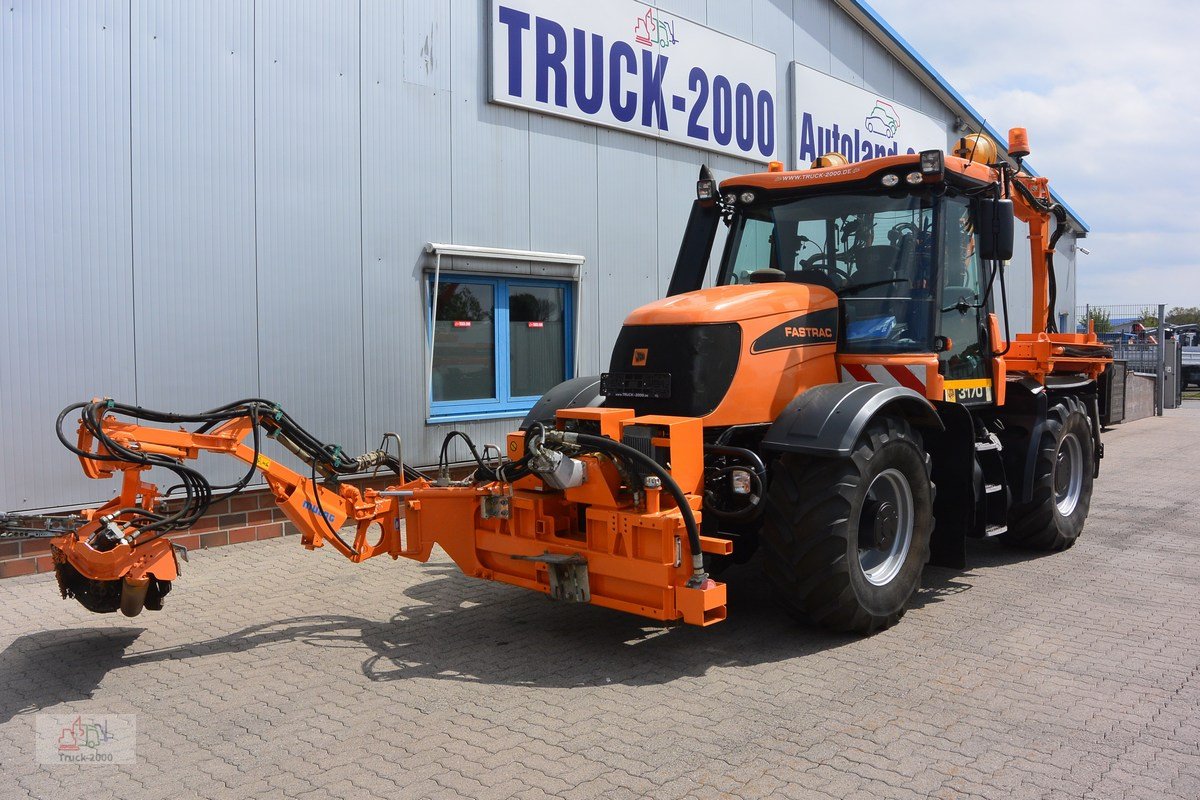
[0,0,1074,512]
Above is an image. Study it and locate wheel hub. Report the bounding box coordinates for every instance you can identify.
[857,469,915,587]
[861,499,898,550]
[1054,432,1084,517]
[874,502,898,549]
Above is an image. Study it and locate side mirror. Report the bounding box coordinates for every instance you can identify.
[695,164,718,208]
[976,198,1014,262]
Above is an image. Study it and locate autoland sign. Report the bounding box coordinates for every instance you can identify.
[790,62,951,166]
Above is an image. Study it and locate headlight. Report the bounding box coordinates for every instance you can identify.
[739,191,757,204]
[919,149,944,175]
[905,171,923,185]
[881,174,900,187]
[722,193,737,205]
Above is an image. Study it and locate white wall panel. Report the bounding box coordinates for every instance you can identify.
[705,0,751,41]
[891,58,924,110]
[254,0,366,455]
[752,0,794,169]
[596,131,660,364]
[0,0,136,510]
[793,0,832,72]
[361,0,453,453]
[861,39,894,97]
[528,115,600,375]
[827,5,864,86]
[655,141,705,294]
[130,0,257,412]
[449,0,530,251]
[656,0,707,23]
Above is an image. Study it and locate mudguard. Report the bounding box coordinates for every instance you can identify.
[520,376,604,430]
[996,376,1049,505]
[761,382,943,457]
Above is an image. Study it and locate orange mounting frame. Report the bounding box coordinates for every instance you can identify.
[51,405,729,626]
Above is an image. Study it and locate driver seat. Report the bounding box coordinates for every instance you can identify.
[849,245,900,289]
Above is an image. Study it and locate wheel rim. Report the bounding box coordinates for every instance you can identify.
[1054,432,1084,517]
[858,468,914,586]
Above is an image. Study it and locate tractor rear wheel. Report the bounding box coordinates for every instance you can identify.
[761,417,934,634]
[1001,395,1094,551]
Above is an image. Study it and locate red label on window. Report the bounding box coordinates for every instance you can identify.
[527,321,544,329]
[452,321,471,328]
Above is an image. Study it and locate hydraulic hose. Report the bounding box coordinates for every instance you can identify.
[567,432,708,587]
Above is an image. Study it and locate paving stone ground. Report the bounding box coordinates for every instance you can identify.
[1,408,1198,799]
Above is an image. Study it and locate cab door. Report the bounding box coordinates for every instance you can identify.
[937,197,993,405]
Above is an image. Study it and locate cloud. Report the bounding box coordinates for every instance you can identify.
[867,0,1200,306]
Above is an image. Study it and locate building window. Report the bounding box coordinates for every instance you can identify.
[429,276,573,419]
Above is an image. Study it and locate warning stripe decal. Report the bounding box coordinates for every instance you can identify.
[839,363,928,394]
[883,364,925,393]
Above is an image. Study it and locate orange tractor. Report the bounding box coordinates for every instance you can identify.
[2,129,1110,633]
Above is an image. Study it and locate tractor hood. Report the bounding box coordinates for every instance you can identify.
[623,283,838,326]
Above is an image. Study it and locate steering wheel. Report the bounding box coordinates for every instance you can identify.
[801,253,852,284]
[888,222,919,244]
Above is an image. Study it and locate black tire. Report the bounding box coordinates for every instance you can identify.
[761,417,934,634]
[1001,395,1094,551]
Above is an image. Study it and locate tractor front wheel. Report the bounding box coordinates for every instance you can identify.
[761,417,934,634]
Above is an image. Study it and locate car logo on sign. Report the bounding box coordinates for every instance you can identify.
[632,348,648,366]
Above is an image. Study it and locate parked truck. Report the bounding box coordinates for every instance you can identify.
[2,129,1111,633]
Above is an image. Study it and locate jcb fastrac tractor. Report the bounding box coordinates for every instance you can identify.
[3,129,1111,634]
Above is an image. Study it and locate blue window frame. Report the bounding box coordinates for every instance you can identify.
[427,275,574,421]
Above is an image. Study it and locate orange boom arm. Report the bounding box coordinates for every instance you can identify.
[35,400,727,625]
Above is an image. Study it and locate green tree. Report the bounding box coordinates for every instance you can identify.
[1167,306,1200,325]
[1078,307,1111,333]
[1138,307,1161,327]
[436,284,490,322]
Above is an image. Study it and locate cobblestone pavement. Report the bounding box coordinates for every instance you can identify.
[2,410,1198,800]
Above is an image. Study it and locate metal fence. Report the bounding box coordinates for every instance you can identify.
[1075,303,1172,415]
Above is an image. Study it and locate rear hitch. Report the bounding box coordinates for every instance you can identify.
[511,552,590,602]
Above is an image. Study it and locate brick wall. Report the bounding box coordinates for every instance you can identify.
[0,487,301,580]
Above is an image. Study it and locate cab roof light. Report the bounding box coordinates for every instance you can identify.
[1008,127,1031,160]
[767,160,784,172]
[919,150,944,175]
[810,152,849,169]
[696,178,717,201]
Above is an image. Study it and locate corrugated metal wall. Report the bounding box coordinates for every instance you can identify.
[0,0,1070,511]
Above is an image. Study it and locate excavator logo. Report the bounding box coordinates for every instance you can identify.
[865,100,900,139]
[632,348,649,366]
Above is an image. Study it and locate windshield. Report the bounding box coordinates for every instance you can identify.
[718,192,938,353]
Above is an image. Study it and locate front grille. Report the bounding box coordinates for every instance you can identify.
[604,323,741,417]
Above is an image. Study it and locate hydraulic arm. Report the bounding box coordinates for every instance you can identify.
[2,399,727,624]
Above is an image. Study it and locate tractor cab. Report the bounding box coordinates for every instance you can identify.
[707,148,1016,390]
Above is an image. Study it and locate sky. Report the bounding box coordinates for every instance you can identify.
[868,0,1200,309]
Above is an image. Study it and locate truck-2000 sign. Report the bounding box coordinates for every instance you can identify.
[491,0,779,161]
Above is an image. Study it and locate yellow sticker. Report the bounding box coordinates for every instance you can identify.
[255,454,272,471]
[943,378,993,403]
